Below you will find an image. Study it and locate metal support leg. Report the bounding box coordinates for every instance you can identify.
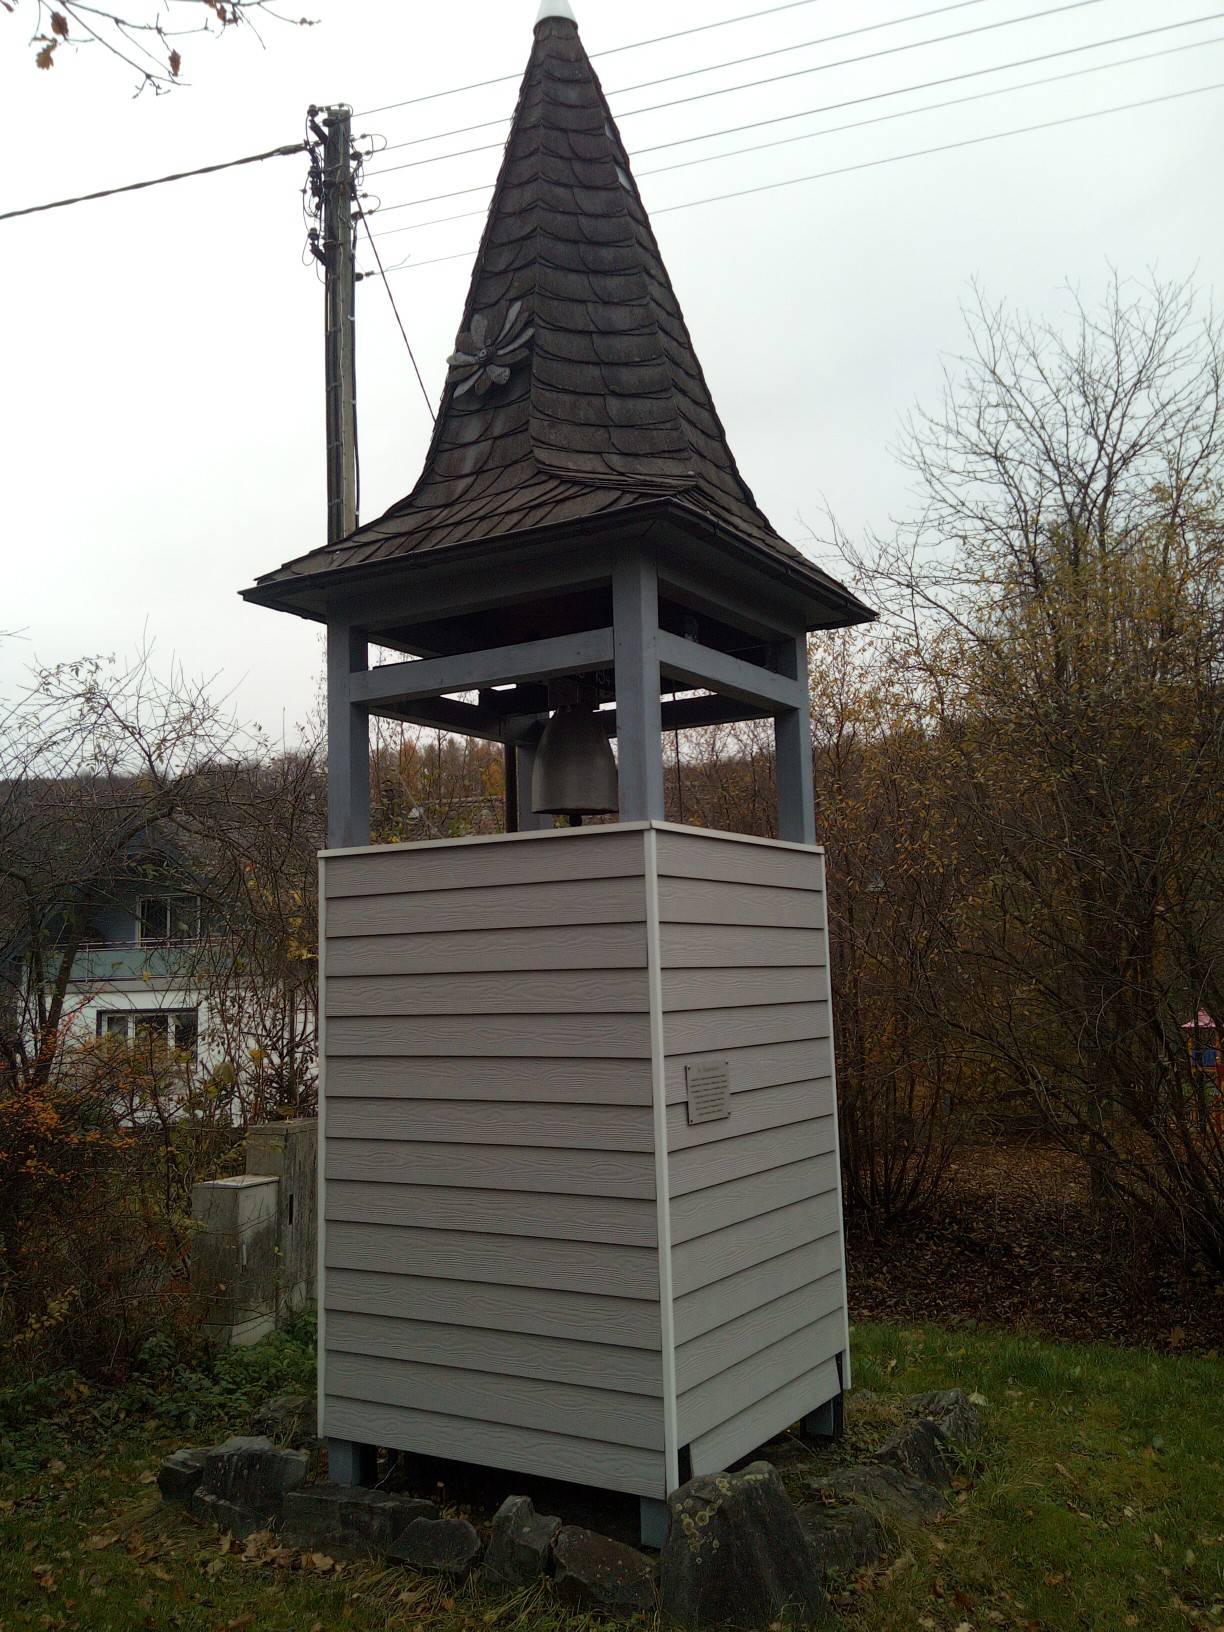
[326,621,371,849]
[801,1392,845,1443]
[639,1496,669,1550]
[612,549,665,821]
[326,1438,377,1486]
[773,632,815,845]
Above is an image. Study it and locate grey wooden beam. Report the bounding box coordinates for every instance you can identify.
[656,630,804,711]
[371,696,536,746]
[327,622,370,849]
[773,633,816,845]
[351,628,614,709]
[612,550,665,821]
[594,694,769,737]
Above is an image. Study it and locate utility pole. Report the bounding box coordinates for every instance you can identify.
[321,105,357,545]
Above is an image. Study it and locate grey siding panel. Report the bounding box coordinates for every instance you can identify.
[327,1269,661,1349]
[327,1138,656,1199]
[677,1308,845,1442]
[326,1179,657,1248]
[327,876,646,937]
[660,966,824,1011]
[670,1193,841,1297]
[663,1002,828,1056]
[667,1079,834,1152]
[673,1235,844,1344]
[675,1271,845,1392]
[655,830,822,891]
[327,1056,653,1106]
[656,877,822,929]
[329,922,648,975]
[327,968,650,1018]
[327,1012,652,1059]
[327,1220,659,1297]
[663,1037,833,1104]
[326,830,647,898]
[327,1311,663,1395]
[328,1098,656,1153]
[325,1397,665,1498]
[327,1351,664,1451]
[687,1357,841,1477]
[668,1117,837,1197]
[670,1154,837,1245]
[660,923,824,969]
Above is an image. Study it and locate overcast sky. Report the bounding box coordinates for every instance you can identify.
[3,0,1222,738]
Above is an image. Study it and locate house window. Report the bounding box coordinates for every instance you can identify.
[138,895,200,945]
[96,1008,199,1061]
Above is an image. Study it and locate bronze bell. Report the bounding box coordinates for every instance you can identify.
[531,704,619,816]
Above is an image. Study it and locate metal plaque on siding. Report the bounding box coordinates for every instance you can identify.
[685,1059,731,1125]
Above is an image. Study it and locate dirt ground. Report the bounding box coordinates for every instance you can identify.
[846,1143,1224,1354]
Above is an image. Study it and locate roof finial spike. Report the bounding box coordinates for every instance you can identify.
[536,0,577,24]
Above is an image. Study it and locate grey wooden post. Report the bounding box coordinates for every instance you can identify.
[326,620,370,849]
[612,550,665,821]
[774,632,816,845]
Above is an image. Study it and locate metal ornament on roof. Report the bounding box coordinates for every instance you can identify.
[447,299,534,398]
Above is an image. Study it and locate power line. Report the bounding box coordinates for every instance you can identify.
[368,11,1224,219]
[373,0,1001,157]
[365,0,1119,174]
[354,0,848,118]
[377,78,1224,273]
[0,141,307,223]
[356,209,436,423]
[364,31,1224,241]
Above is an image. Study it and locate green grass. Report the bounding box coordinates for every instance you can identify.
[1,1321,1221,1632]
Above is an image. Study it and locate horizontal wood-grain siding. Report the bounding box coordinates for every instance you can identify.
[327,1351,665,1451]
[326,968,650,1018]
[327,1311,664,1396]
[327,876,646,938]
[326,1056,653,1105]
[327,1012,652,1059]
[658,832,847,1474]
[325,1397,666,1497]
[327,1269,661,1348]
[326,1179,657,1248]
[327,1097,656,1152]
[326,1137,656,1198]
[328,922,648,976]
[326,830,647,898]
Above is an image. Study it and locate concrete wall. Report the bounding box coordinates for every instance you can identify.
[191,1118,318,1345]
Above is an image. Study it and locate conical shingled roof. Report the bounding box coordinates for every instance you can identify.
[250,10,867,619]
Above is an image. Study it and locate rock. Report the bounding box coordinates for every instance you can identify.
[157,1447,210,1502]
[189,1436,308,1538]
[484,1495,560,1588]
[282,1484,438,1555]
[660,1463,826,1629]
[796,1501,884,1575]
[250,1394,315,1447]
[872,1418,953,1490]
[386,1515,482,1577]
[553,1526,656,1614]
[815,1463,947,1524]
[907,1388,983,1450]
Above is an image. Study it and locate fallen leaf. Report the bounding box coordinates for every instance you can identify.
[84,1535,118,1552]
[139,1472,156,1486]
[308,1553,335,1573]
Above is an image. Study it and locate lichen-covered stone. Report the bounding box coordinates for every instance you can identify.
[189,1436,308,1537]
[157,1447,210,1502]
[282,1484,438,1554]
[250,1394,315,1447]
[872,1418,953,1491]
[386,1515,482,1577]
[484,1495,560,1588]
[796,1501,884,1575]
[907,1388,983,1450]
[815,1462,947,1524]
[660,1462,826,1629]
[553,1526,656,1614]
